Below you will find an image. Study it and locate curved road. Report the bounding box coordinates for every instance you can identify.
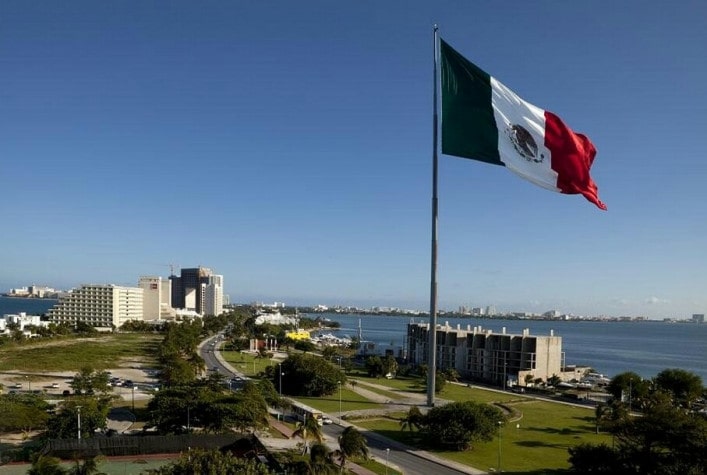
[201,335,484,474]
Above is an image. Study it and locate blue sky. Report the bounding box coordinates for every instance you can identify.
[2,1,706,319]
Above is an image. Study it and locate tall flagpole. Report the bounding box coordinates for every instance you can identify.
[427,25,440,407]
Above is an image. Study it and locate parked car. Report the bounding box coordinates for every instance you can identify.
[322,417,334,425]
[51,383,60,388]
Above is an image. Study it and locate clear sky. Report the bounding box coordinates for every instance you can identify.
[2,1,706,319]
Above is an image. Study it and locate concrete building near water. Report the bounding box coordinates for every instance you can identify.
[47,284,143,329]
[407,322,564,387]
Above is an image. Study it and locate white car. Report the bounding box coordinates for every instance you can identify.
[322,417,333,425]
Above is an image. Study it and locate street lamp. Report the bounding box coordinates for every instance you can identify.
[131,385,135,412]
[77,406,82,441]
[278,363,284,421]
[338,380,342,424]
[385,448,390,475]
[497,420,503,472]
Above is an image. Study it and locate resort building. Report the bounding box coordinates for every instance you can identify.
[170,267,224,315]
[47,284,144,329]
[407,322,564,387]
[138,276,172,320]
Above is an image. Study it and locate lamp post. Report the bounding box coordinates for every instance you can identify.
[131,385,135,412]
[497,420,503,472]
[278,363,284,421]
[77,406,82,441]
[338,380,342,424]
[385,448,390,475]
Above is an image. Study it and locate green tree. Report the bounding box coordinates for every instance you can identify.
[333,426,369,472]
[568,398,707,474]
[294,340,317,353]
[46,397,109,439]
[257,378,281,407]
[308,443,338,475]
[280,354,345,397]
[146,386,195,433]
[364,356,383,378]
[607,372,651,409]
[547,374,562,387]
[594,403,611,434]
[399,406,424,432]
[292,413,324,454]
[145,448,271,474]
[434,371,447,393]
[421,401,503,451]
[28,455,67,475]
[68,456,106,475]
[568,443,619,473]
[443,367,460,382]
[382,355,398,377]
[321,346,337,361]
[0,393,50,434]
[70,367,110,395]
[653,368,703,408]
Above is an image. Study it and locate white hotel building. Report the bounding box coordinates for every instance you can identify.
[47,284,143,329]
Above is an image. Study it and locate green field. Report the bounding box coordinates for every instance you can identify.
[221,350,277,377]
[293,386,385,414]
[0,334,161,372]
[350,376,612,474]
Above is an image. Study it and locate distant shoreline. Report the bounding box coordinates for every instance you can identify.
[0,295,59,300]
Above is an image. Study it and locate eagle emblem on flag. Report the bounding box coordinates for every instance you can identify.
[506,124,544,163]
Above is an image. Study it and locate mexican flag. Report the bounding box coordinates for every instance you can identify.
[440,39,606,210]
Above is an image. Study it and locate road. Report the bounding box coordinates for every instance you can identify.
[200,334,483,474]
[320,423,481,475]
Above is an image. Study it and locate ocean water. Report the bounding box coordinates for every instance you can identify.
[317,313,707,382]
[0,296,58,315]
[2,298,704,382]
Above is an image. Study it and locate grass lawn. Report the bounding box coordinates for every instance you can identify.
[221,350,277,377]
[293,386,385,414]
[355,457,402,475]
[352,376,612,473]
[352,381,402,401]
[0,334,161,372]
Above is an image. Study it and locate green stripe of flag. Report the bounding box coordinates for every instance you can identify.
[440,39,502,166]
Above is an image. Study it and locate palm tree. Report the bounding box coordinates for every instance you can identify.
[28,455,67,475]
[308,442,339,475]
[68,456,107,475]
[399,406,423,432]
[332,426,369,473]
[292,414,324,454]
[594,402,610,434]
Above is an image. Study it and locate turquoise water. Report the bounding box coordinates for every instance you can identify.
[320,313,707,381]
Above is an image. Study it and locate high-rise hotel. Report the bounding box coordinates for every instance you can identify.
[47,266,224,329]
[47,284,143,329]
[169,267,223,316]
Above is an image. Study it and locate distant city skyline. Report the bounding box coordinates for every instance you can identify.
[1,278,701,321]
[2,2,707,321]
